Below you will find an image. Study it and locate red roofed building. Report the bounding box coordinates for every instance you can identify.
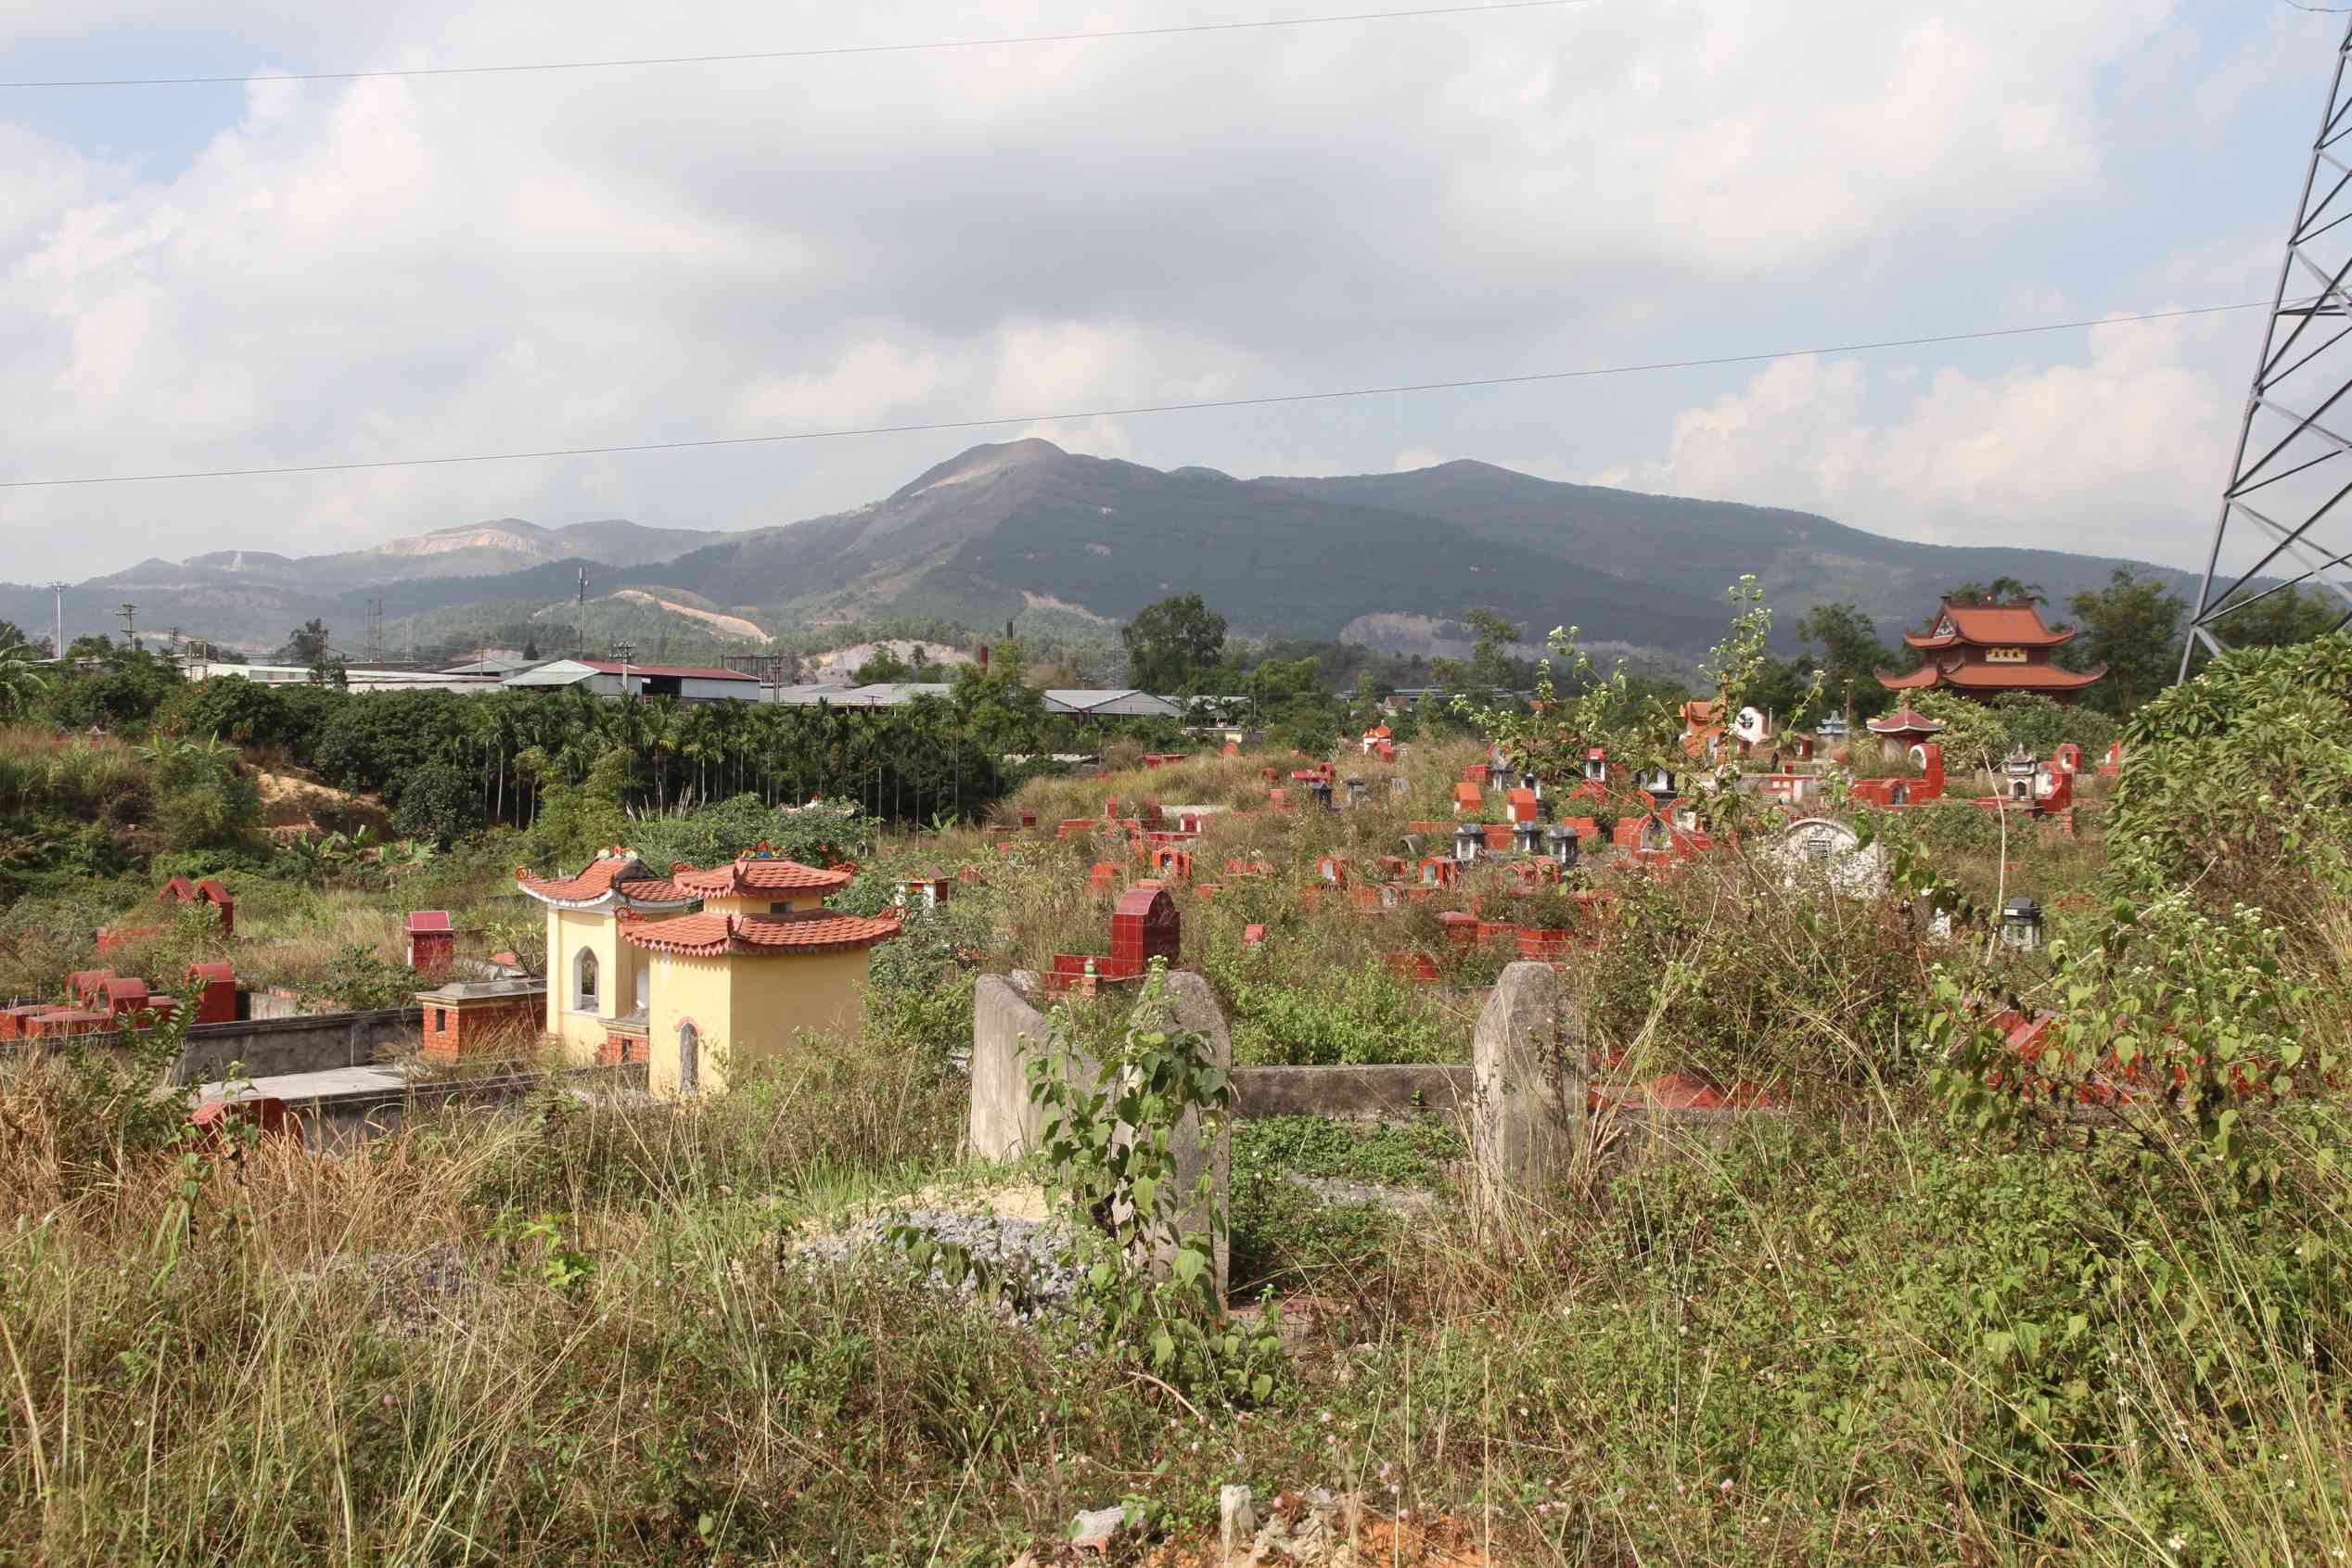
[1863,706,1946,761]
[1876,599,2104,703]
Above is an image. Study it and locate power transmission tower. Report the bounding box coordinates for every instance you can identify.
[118,603,137,648]
[2182,15,2352,675]
[366,597,384,666]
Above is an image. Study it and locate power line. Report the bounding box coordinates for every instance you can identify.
[0,1,1591,89]
[0,298,2277,491]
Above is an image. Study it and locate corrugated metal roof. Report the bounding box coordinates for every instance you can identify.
[1043,689,1182,717]
[573,658,758,681]
[830,682,956,706]
[502,663,598,688]
[768,683,858,706]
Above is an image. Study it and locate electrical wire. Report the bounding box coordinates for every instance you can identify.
[0,298,2277,490]
[1,1,1591,89]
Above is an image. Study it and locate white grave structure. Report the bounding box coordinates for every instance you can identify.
[1770,817,1888,897]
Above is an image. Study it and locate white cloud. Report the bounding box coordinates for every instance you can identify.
[0,0,2326,581]
[735,338,944,428]
[1617,308,2246,565]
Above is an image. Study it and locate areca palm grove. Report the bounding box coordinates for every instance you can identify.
[236,682,1016,835]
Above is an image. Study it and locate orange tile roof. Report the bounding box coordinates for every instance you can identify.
[1866,706,1947,733]
[515,850,700,907]
[1874,661,2106,694]
[1935,660,2106,690]
[619,910,901,955]
[1905,600,2077,649]
[668,845,854,896]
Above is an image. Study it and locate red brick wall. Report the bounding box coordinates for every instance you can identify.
[421,997,538,1064]
[597,1030,649,1068]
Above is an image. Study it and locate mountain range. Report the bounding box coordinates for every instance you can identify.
[0,440,2217,665]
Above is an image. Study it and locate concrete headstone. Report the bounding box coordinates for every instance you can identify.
[1769,816,1887,898]
[1471,962,1586,1221]
[969,975,1056,1160]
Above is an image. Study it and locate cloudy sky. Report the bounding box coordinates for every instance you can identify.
[0,0,2330,581]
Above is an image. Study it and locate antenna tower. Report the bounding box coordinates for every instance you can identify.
[45,581,66,658]
[2182,16,2352,674]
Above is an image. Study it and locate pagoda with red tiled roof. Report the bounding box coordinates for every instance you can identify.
[1875,599,2104,704]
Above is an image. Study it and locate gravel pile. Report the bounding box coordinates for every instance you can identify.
[790,1207,1088,1320]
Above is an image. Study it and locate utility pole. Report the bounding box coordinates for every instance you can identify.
[612,641,634,702]
[118,603,137,649]
[45,581,65,659]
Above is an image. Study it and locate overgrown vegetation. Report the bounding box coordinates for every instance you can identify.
[8,596,2352,1560]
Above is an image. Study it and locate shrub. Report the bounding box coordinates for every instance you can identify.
[1933,887,2349,1194]
[391,760,489,848]
[1208,949,1451,1065]
[627,795,873,873]
[1516,886,1579,931]
[1587,850,1936,1091]
[1990,691,2116,760]
[2106,633,2352,918]
[308,943,418,1012]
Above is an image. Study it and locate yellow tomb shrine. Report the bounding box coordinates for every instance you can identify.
[516,844,900,1097]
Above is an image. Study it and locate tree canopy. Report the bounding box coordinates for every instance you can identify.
[2202,583,2346,651]
[280,618,333,667]
[1947,578,2047,606]
[1120,593,1227,693]
[1796,602,1896,721]
[2065,568,2184,716]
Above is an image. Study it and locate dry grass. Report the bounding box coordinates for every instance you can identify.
[7,735,2347,1562]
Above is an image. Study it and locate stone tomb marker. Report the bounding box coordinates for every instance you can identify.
[1768,816,1888,898]
[1471,962,1587,1222]
[965,968,1230,1296]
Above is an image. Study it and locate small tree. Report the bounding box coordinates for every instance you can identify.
[1797,601,1895,724]
[2066,568,2186,716]
[392,759,490,848]
[281,618,333,667]
[1121,593,1227,694]
[1459,576,1809,839]
[0,631,51,720]
[1022,962,1278,1401]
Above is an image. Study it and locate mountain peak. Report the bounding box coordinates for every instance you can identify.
[374,521,559,560]
[892,439,1067,500]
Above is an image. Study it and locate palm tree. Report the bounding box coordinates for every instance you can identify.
[0,634,51,720]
